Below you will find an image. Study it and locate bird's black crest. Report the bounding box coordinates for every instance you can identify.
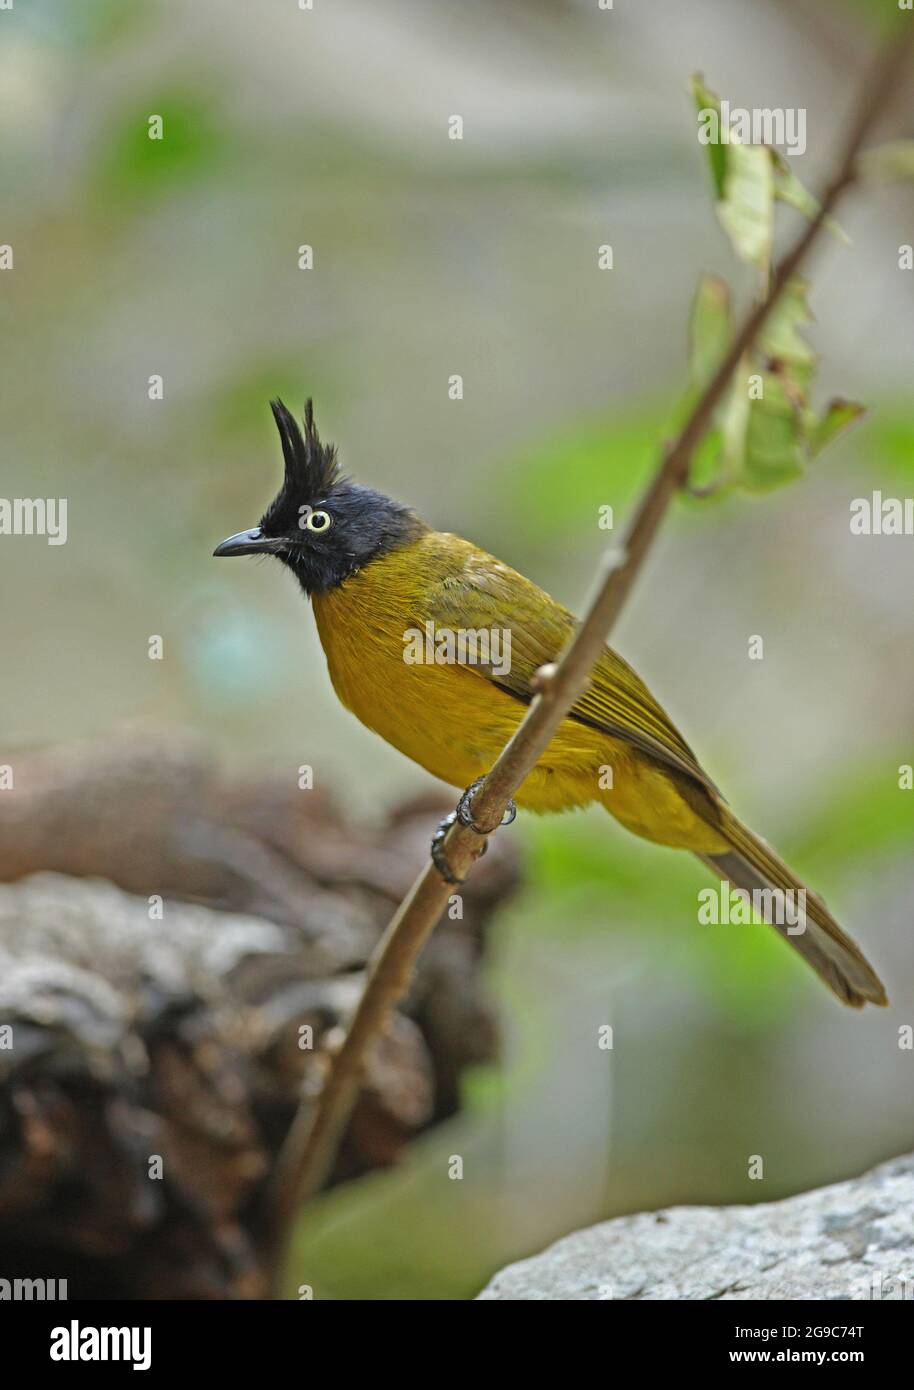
[269,397,341,501]
[250,396,427,594]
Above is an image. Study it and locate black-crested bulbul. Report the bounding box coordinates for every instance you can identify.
[214,400,887,1009]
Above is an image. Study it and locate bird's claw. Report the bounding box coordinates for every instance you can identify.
[430,778,517,885]
[456,777,517,833]
[430,809,466,884]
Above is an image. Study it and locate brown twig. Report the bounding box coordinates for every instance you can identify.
[263,21,912,1287]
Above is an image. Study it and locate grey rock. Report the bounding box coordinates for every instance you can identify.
[478,1155,914,1300]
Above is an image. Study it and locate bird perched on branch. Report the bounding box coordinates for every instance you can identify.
[214,400,887,1009]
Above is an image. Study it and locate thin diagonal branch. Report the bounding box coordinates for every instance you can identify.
[263,20,912,1285]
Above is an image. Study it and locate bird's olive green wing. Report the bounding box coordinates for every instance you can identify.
[422,546,717,793]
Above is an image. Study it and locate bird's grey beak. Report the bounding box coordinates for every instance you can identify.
[213,527,271,557]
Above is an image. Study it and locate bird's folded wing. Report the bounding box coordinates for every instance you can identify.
[420,552,717,792]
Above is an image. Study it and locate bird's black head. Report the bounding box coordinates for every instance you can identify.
[214,399,426,595]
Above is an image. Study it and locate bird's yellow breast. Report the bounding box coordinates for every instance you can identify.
[310,533,723,847]
[312,537,616,812]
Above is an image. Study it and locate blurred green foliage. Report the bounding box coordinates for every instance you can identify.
[94,89,226,204]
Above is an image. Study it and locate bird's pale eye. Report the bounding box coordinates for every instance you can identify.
[305,509,332,533]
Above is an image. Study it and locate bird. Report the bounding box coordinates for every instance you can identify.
[214,399,887,1009]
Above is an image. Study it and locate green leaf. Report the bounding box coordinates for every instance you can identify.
[772,157,819,219]
[717,139,775,268]
[858,140,914,182]
[741,374,805,490]
[770,152,849,243]
[807,398,865,457]
[691,75,776,267]
[721,369,752,480]
[686,426,726,494]
[759,278,816,391]
[688,274,731,388]
[687,366,755,497]
[691,75,727,199]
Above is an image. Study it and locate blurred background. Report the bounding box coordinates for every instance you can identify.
[2,0,913,1299]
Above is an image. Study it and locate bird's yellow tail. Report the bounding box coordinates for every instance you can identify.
[699,807,887,1009]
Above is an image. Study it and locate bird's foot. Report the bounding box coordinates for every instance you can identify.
[430,778,517,885]
[456,777,518,834]
[430,809,463,883]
